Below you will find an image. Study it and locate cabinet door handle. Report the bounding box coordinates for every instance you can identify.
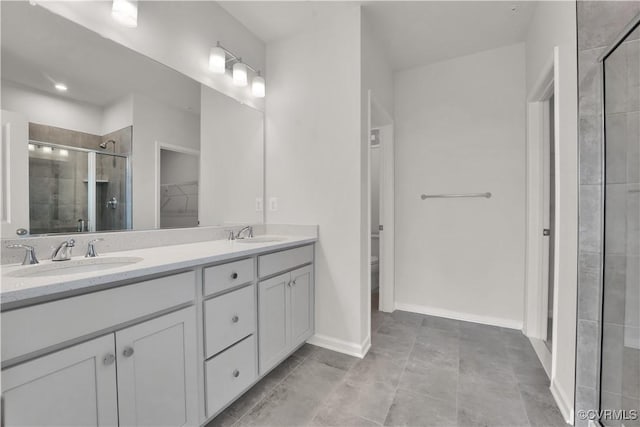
[287,281,292,287]
[231,315,239,323]
[122,347,134,358]
[292,279,297,286]
[231,272,238,280]
[232,369,240,378]
[103,353,116,365]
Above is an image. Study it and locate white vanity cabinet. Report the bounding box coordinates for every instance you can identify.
[1,272,198,427]
[258,246,314,375]
[1,334,118,427]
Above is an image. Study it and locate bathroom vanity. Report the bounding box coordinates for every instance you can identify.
[0,236,316,427]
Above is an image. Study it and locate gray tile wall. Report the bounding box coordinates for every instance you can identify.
[576,2,640,426]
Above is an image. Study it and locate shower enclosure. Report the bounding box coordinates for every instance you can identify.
[28,141,131,234]
[599,17,640,427]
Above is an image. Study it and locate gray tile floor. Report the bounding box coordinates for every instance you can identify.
[208,310,567,427]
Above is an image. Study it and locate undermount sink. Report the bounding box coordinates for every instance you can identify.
[6,256,144,278]
[235,236,286,244]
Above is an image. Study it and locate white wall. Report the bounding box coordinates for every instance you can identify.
[40,1,265,111]
[265,5,366,355]
[525,1,578,421]
[131,93,200,230]
[200,85,264,226]
[394,43,526,328]
[1,80,103,135]
[102,95,133,135]
[361,10,395,342]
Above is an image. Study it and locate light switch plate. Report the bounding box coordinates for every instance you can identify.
[269,197,278,211]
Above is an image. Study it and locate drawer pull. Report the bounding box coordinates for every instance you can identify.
[103,353,116,365]
[231,272,238,280]
[231,315,239,323]
[232,369,240,378]
[122,347,134,358]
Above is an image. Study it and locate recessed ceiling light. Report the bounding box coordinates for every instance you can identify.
[54,83,68,92]
[112,0,138,28]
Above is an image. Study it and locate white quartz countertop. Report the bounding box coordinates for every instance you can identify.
[0,235,316,309]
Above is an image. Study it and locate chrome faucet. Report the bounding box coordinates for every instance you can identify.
[6,244,39,265]
[235,226,254,240]
[85,238,103,258]
[52,238,75,261]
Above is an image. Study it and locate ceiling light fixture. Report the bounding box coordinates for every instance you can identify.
[28,144,35,151]
[233,60,248,87]
[54,83,67,92]
[209,43,226,74]
[252,72,265,98]
[41,146,52,153]
[112,0,138,28]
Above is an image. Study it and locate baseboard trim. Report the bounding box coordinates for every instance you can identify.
[307,333,369,359]
[394,302,523,330]
[550,378,574,425]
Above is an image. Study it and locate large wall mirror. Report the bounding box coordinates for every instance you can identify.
[0,2,264,237]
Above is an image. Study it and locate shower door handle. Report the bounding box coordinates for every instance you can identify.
[543,229,550,236]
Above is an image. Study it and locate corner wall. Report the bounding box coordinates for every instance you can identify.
[265,6,366,355]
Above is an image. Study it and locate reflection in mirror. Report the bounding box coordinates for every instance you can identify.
[1,2,264,236]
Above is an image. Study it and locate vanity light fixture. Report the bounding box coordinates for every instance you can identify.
[210,42,265,96]
[54,83,67,92]
[209,43,226,74]
[59,149,69,157]
[233,60,248,87]
[41,146,52,153]
[252,72,265,98]
[112,0,138,28]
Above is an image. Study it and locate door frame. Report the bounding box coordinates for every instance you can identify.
[154,141,200,228]
[367,91,395,317]
[524,49,560,375]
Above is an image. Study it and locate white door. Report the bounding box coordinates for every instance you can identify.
[0,110,29,238]
[116,307,198,427]
[258,272,290,375]
[290,265,314,346]
[1,334,118,426]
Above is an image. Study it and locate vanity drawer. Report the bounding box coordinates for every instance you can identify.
[205,335,257,418]
[258,245,313,278]
[203,258,254,296]
[204,284,255,358]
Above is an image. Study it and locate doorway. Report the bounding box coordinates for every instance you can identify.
[155,142,200,229]
[542,93,556,352]
[368,91,395,333]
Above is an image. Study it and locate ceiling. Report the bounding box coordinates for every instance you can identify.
[218,1,537,71]
[1,2,201,113]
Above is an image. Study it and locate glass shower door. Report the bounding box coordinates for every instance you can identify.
[95,152,130,231]
[600,21,640,427]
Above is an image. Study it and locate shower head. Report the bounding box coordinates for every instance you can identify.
[100,139,116,149]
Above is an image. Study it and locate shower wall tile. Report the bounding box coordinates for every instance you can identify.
[575,386,597,427]
[102,126,132,156]
[576,319,599,389]
[579,115,602,184]
[604,113,628,184]
[579,48,604,117]
[601,323,624,394]
[629,112,640,183]
[602,255,627,325]
[29,123,101,150]
[577,1,640,51]
[604,184,628,254]
[578,251,602,322]
[579,184,602,252]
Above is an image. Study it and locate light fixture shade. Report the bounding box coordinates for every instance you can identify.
[252,75,265,98]
[209,46,226,74]
[112,0,138,28]
[233,62,248,87]
[54,83,68,92]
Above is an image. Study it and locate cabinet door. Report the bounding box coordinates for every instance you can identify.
[290,265,314,347]
[1,334,118,426]
[258,272,290,375]
[116,307,198,427]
